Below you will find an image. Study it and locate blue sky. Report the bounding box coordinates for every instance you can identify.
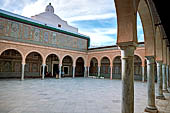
[0,0,144,47]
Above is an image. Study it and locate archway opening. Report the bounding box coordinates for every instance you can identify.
[89,57,98,77]
[134,55,142,81]
[25,52,42,78]
[112,56,121,79]
[100,57,110,78]
[75,57,84,77]
[0,49,22,78]
[46,54,59,78]
[62,55,73,77]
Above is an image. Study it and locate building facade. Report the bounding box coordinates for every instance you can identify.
[0,3,147,81]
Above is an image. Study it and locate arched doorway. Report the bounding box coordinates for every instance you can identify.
[100,57,110,78]
[89,57,98,77]
[62,55,73,77]
[46,54,59,78]
[25,52,43,78]
[112,56,121,79]
[0,49,22,78]
[134,55,142,81]
[75,57,84,77]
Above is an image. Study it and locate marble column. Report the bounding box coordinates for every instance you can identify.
[84,66,87,77]
[87,67,90,77]
[156,61,165,100]
[110,66,113,80]
[166,65,169,88]
[169,68,170,87]
[21,63,25,81]
[162,64,168,92]
[98,66,100,77]
[145,56,158,112]
[42,64,46,80]
[120,46,135,113]
[142,66,146,82]
[59,65,62,79]
[73,66,75,78]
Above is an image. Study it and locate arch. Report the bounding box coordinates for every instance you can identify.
[25,50,44,64]
[25,51,43,78]
[134,55,142,81]
[112,55,121,79]
[112,55,121,63]
[138,0,155,56]
[100,55,112,66]
[155,26,163,61]
[100,56,111,78]
[0,48,24,61]
[0,49,23,78]
[75,57,85,77]
[61,54,74,65]
[62,55,73,77]
[45,52,60,62]
[75,56,86,66]
[45,54,60,78]
[89,57,98,77]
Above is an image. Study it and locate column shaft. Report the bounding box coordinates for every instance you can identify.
[166,65,169,88]
[110,66,113,80]
[42,64,46,80]
[84,66,87,77]
[120,46,135,113]
[21,63,25,81]
[98,66,100,77]
[59,65,62,79]
[142,66,145,82]
[73,66,75,78]
[87,67,90,77]
[162,64,168,92]
[145,56,157,112]
[156,61,165,99]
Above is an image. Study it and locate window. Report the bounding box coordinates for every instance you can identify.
[58,24,61,28]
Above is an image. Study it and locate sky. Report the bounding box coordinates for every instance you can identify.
[0,0,144,48]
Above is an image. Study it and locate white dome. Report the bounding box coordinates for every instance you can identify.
[45,3,54,13]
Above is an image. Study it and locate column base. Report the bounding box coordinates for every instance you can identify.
[163,89,169,93]
[21,78,24,81]
[156,95,165,100]
[144,106,158,113]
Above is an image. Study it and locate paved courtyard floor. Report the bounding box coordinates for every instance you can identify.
[0,78,170,113]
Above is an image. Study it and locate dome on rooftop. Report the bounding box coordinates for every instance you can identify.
[45,3,54,13]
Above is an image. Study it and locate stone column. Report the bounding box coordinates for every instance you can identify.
[84,66,87,77]
[110,66,113,80]
[21,63,25,81]
[59,64,62,79]
[145,56,158,112]
[87,66,90,77]
[142,66,146,82]
[169,68,170,87]
[73,65,75,78]
[162,64,168,92]
[120,46,135,113]
[42,64,46,80]
[98,66,100,77]
[156,61,165,100]
[166,65,169,88]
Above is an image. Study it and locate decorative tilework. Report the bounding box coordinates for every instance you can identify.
[11,22,19,38]
[34,28,40,41]
[44,31,49,43]
[0,17,88,51]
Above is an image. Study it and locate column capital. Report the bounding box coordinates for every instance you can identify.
[156,60,163,66]
[42,64,46,66]
[145,56,155,64]
[119,45,136,59]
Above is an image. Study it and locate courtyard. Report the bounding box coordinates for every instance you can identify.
[0,78,170,113]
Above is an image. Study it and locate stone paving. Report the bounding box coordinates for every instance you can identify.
[0,78,170,113]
